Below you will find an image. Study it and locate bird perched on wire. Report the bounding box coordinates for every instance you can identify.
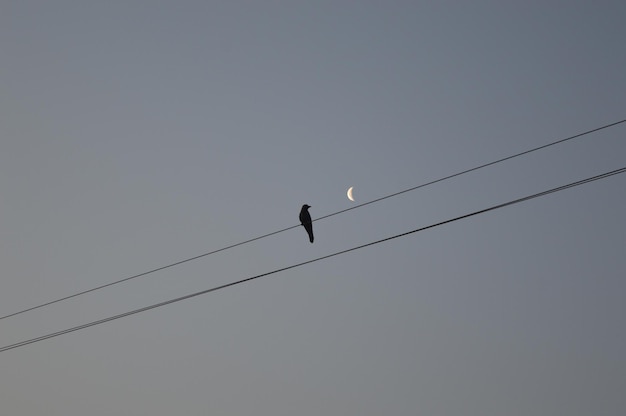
[299,204,314,243]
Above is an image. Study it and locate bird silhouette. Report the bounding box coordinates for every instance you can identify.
[299,204,314,243]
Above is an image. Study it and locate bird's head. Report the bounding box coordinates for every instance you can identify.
[302,204,311,210]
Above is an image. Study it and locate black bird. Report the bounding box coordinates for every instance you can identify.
[299,204,314,243]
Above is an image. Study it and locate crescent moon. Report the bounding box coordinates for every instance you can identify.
[347,186,355,202]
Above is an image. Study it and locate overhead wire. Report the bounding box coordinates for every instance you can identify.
[1,165,624,353]
[0,118,624,321]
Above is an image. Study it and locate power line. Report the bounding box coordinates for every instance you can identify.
[1,118,624,321]
[2,166,624,353]
[316,119,626,222]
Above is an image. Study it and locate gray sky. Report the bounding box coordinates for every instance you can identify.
[1,1,625,415]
